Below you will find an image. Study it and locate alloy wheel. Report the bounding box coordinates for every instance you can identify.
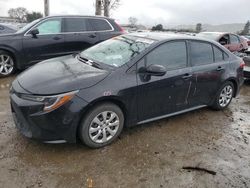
[219,85,233,107]
[89,111,120,144]
[0,54,14,75]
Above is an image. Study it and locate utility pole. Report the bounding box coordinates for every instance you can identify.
[44,0,50,17]
[95,0,102,16]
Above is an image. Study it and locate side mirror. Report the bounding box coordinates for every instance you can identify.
[139,64,166,77]
[29,28,39,37]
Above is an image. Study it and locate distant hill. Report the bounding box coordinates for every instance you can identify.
[170,23,245,33]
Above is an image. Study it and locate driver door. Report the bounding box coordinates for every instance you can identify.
[136,40,194,122]
[22,18,66,65]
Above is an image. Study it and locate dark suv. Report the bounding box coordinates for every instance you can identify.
[0,15,124,76]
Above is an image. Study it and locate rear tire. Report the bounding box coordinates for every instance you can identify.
[0,50,15,77]
[79,103,124,148]
[211,81,234,110]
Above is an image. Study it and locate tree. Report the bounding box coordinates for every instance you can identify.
[240,21,250,35]
[195,23,202,33]
[128,17,138,26]
[95,0,102,15]
[103,0,110,17]
[95,0,121,17]
[8,7,28,23]
[152,24,163,31]
[26,12,43,22]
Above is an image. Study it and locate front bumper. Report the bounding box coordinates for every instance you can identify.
[10,90,88,143]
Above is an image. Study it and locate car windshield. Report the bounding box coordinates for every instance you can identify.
[80,35,155,67]
[197,33,221,40]
[16,19,41,34]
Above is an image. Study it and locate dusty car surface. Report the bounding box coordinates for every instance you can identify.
[10,33,244,148]
[197,32,246,53]
[0,15,124,77]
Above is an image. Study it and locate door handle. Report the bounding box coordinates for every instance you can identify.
[216,66,224,71]
[53,36,62,40]
[88,34,97,38]
[182,73,192,79]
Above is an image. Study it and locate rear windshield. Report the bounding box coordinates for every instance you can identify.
[80,35,155,67]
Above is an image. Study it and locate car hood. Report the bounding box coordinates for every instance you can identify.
[0,33,19,37]
[16,55,111,95]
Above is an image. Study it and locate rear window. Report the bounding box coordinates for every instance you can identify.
[89,18,112,31]
[213,46,224,62]
[64,18,92,32]
[190,41,214,66]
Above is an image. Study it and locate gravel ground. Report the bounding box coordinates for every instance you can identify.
[0,75,250,188]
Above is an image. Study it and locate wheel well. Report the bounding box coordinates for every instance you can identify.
[76,98,128,140]
[226,79,238,97]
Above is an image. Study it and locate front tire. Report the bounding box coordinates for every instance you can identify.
[79,103,124,148]
[211,81,234,110]
[0,50,15,77]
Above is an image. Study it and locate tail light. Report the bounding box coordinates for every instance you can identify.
[115,21,126,34]
[240,60,245,68]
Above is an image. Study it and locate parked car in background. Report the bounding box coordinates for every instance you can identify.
[10,33,244,148]
[239,36,249,51]
[0,15,124,76]
[0,23,18,34]
[197,32,246,53]
[241,35,250,46]
[243,56,250,78]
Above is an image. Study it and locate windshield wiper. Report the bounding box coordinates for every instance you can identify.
[77,56,103,69]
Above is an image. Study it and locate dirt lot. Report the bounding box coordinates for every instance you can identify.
[0,75,250,188]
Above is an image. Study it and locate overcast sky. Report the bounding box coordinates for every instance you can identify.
[0,0,249,26]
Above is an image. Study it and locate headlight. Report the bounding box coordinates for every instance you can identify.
[19,91,78,112]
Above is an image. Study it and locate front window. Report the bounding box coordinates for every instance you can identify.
[80,36,155,67]
[146,41,187,70]
[36,19,62,34]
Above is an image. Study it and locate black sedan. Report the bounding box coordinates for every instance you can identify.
[10,33,244,148]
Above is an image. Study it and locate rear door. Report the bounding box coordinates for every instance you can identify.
[23,18,65,65]
[62,17,100,54]
[137,40,194,121]
[189,40,229,106]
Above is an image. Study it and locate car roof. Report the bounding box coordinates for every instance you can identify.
[127,32,218,43]
[43,15,114,20]
[199,32,230,35]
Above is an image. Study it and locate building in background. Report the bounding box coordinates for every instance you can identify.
[0,17,18,23]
